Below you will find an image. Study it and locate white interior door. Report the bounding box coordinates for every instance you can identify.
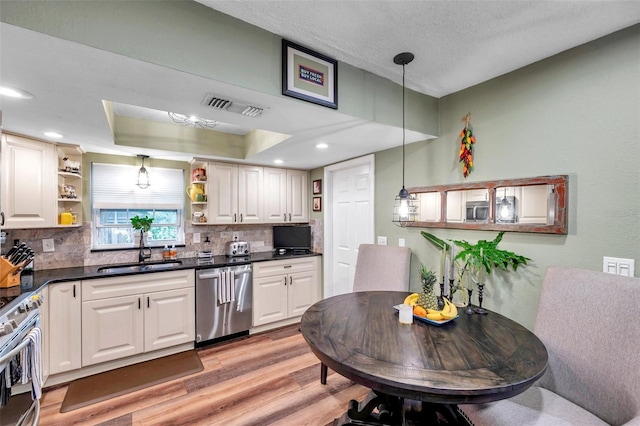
[324,155,374,298]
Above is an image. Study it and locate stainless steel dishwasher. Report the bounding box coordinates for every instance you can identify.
[195,264,252,345]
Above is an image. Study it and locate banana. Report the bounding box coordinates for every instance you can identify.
[403,293,420,306]
[426,312,445,321]
[440,298,458,320]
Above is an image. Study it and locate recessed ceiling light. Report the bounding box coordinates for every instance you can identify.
[0,85,34,99]
[273,159,284,164]
[44,131,63,139]
[316,143,329,149]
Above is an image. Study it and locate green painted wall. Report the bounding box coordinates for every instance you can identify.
[375,25,640,330]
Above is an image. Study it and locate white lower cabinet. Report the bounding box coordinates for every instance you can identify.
[253,256,321,328]
[80,269,195,367]
[48,281,82,375]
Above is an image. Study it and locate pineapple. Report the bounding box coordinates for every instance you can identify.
[417,265,439,311]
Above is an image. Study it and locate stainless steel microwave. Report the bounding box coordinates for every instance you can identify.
[466,201,490,222]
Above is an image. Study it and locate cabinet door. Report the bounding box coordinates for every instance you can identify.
[82,295,144,366]
[519,184,551,224]
[208,162,238,224]
[49,281,82,374]
[288,270,320,318]
[287,170,309,223]
[238,165,263,224]
[263,167,288,223]
[253,274,288,326]
[418,192,441,222]
[145,287,195,352]
[1,134,56,228]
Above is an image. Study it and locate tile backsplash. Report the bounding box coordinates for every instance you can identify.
[4,220,323,270]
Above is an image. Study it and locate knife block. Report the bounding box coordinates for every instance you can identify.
[0,257,22,288]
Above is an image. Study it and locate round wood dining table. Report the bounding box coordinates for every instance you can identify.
[300,291,548,425]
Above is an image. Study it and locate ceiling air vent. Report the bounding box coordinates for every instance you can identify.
[205,96,232,110]
[201,93,268,118]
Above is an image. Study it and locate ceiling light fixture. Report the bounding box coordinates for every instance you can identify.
[44,131,63,139]
[0,85,34,99]
[136,154,150,189]
[392,52,418,227]
[167,112,219,129]
[316,143,328,149]
[273,159,284,164]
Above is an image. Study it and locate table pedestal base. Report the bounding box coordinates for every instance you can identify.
[333,391,471,426]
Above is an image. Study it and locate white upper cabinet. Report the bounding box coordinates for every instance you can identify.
[208,162,263,225]
[1,134,57,228]
[263,167,309,223]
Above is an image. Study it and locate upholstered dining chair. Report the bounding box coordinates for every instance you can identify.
[320,243,411,384]
[459,266,640,426]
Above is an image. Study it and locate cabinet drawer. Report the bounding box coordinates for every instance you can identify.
[253,257,317,278]
[83,269,195,301]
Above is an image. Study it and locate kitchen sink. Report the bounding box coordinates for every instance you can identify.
[97,260,183,274]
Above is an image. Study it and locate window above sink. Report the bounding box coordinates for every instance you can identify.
[407,175,568,234]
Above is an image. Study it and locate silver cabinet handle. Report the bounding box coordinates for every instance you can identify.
[284,277,287,286]
[240,213,243,222]
[289,213,292,222]
[283,214,286,221]
[289,276,293,285]
[233,213,237,223]
[73,284,76,298]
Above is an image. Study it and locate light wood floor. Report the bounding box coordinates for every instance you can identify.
[39,325,370,426]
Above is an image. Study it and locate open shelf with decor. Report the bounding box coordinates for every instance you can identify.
[57,144,84,227]
[189,159,208,225]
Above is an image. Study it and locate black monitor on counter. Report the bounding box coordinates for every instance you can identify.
[273,225,311,253]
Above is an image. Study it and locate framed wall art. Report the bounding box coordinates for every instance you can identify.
[313,196,322,212]
[282,39,338,109]
[313,179,322,195]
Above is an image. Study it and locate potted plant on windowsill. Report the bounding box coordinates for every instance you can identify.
[422,231,531,308]
[131,215,153,262]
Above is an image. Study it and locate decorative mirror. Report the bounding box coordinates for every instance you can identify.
[408,175,568,234]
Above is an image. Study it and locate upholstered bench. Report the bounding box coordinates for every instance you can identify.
[459,266,640,426]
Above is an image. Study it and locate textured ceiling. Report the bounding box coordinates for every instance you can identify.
[198,0,640,97]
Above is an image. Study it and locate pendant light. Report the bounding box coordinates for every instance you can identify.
[499,187,512,220]
[136,154,150,189]
[392,52,418,227]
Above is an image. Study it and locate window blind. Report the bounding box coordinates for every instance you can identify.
[92,163,184,209]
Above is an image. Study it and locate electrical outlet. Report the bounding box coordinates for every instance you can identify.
[603,256,635,276]
[377,236,387,245]
[232,232,240,241]
[43,238,55,252]
[193,233,200,244]
[398,238,405,247]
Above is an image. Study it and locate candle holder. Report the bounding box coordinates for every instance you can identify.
[438,277,446,310]
[464,288,475,314]
[448,278,455,300]
[475,283,488,314]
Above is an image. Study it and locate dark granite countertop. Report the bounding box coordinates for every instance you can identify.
[1,251,321,316]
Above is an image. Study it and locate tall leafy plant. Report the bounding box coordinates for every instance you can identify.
[422,231,530,283]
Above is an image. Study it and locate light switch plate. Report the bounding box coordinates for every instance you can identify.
[377,236,387,245]
[43,238,55,252]
[398,238,405,247]
[603,256,635,276]
[193,233,200,244]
